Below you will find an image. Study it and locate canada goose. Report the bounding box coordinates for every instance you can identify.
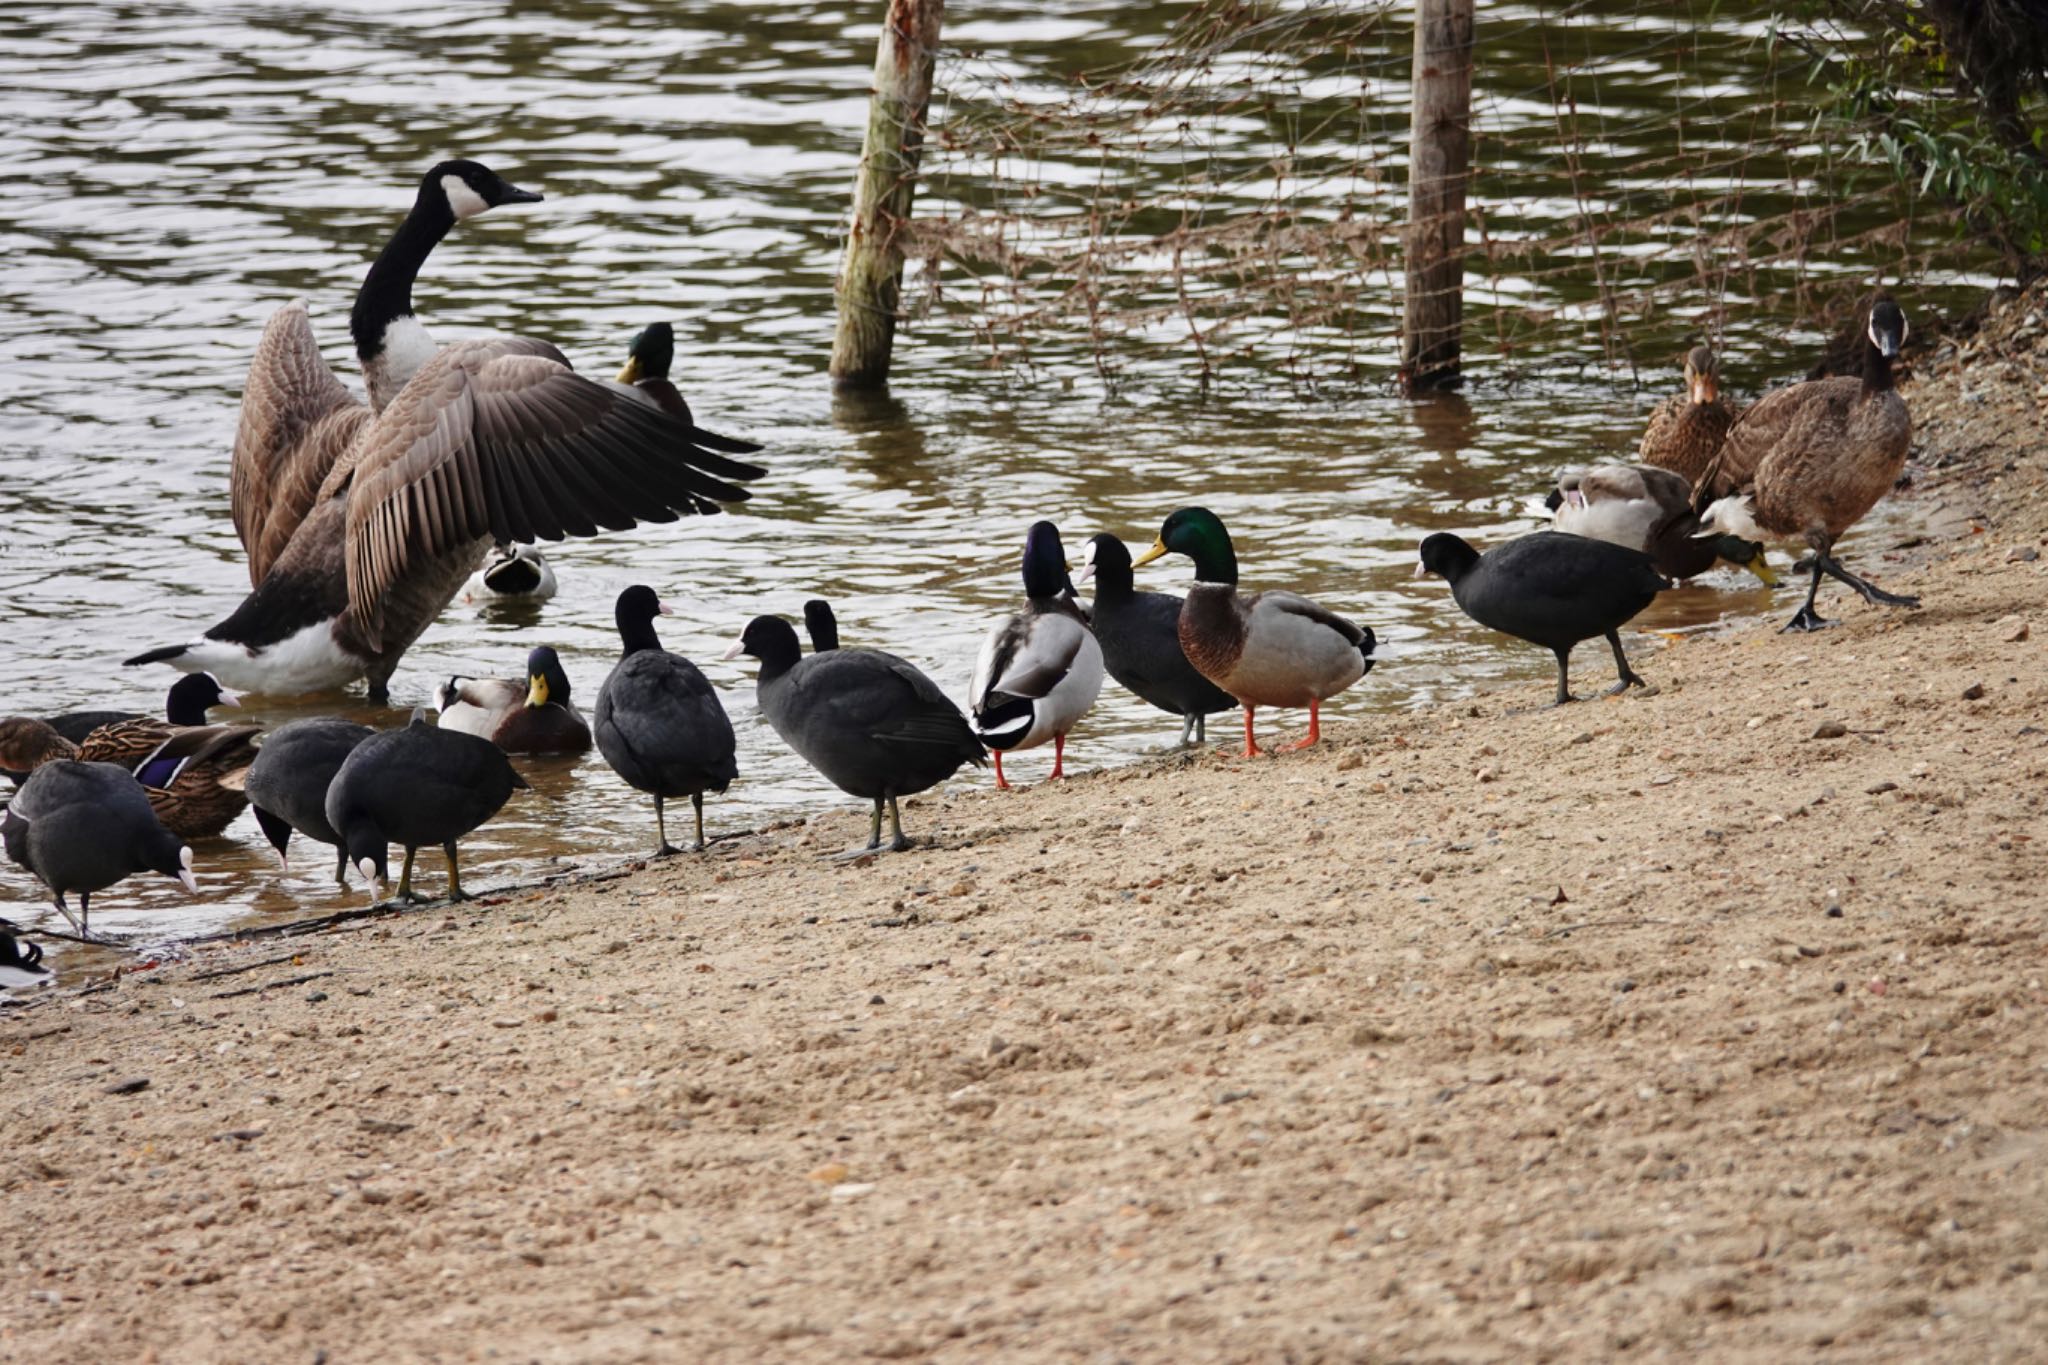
[1415,531,1668,706]
[435,645,592,755]
[243,718,376,882]
[1638,345,1740,487]
[593,586,738,855]
[968,522,1105,788]
[1808,289,1898,381]
[1694,299,1917,632]
[804,599,841,652]
[1076,532,1235,746]
[1132,508,1374,756]
[324,710,529,902]
[462,543,557,604]
[1546,464,1775,585]
[724,614,984,852]
[1,760,197,938]
[0,932,52,989]
[127,161,765,701]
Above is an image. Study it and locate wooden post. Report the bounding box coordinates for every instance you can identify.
[1401,0,1474,392]
[829,0,947,389]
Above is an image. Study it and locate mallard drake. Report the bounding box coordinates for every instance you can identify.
[1,760,197,937]
[1416,531,1668,705]
[1131,508,1374,756]
[1076,532,1235,746]
[462,544,557,604]
[968,522,1104,788]
[1638,345,1740,487]
[1694,299,1917,632]
[324,710,528,902]
[0,932,52,989]
[435,645,592,755]
[243,718,376,882]
[614,322,766,456]
[725,614,983,852]
[593,586,738,855]
[1546,464,1775,585]
[125,162,765,701]
[804,599,841,652]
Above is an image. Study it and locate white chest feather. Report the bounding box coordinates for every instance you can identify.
[364,314,438,411]
[178,621,364,696]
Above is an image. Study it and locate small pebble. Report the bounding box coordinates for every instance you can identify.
[1961,682,1986,701]
[1826,904,1844,918]
[104,1077,150,1096]
[2008,546,2040,563]
[1810,720,1848,740]
[1866,781,1898,795]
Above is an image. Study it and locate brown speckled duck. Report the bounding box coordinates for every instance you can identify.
[1131,508,1374,757]
[1638,345,1740,489]
[1694,299,1916,632]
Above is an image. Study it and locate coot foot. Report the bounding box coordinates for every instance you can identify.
[1780,605,1836,633]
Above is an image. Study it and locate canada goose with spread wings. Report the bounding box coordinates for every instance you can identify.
[128,161,765,701]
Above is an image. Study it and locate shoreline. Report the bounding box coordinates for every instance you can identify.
[3,292,2046,1359]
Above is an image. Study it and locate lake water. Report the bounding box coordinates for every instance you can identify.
[0,0,1992,952]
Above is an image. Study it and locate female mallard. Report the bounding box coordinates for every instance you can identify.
[1416,531,1668,706]
[1546,463,1774,585]
[593,586,738,855]
[724,614,984,852]
[3,676,260,840]
[968,522,1104,788]
[1694,299,1916,631]
[124,162,764,701]
[1076,532,1234,746]
[1131,508,1374,756]
[1638,345,1740,486]
[435,645,592,755]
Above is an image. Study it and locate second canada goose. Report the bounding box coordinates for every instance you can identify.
[1694,299,1917,632]
[1638,345,1740,487]
[1546,464,1775,585]
[126,161,765,701]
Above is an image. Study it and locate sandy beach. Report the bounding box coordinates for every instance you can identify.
[4,288,2047,1362]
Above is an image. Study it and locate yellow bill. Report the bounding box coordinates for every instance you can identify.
[1130,538,1169,568]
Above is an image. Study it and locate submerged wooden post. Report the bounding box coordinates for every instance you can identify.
[829,0,947,389]
[1401,0,1474,392]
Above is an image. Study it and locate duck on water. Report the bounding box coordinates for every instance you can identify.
[125,160,764,701]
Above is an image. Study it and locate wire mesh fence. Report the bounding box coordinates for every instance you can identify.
[898,0,1999,394]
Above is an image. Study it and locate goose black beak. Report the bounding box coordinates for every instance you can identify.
[503,187,544,205]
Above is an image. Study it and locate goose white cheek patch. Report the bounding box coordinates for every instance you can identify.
[441,174,490,220]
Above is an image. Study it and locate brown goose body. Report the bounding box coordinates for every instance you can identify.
[1638,345,1740,489]
[1693,299,1917,632]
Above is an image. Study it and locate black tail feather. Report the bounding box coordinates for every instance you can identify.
[124,644,188,668]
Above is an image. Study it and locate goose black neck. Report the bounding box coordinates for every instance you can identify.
[617,613,665,658]
[1860,335,1895,397]
[350,192,457,365]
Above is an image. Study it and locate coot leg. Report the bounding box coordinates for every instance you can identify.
[1601,630,1648,697]
[443,841,470,902]
[1177,712,1197,748]
[393,846,427,903]
[1820,555,1920,609]
[1781,561,1834,633]
[992,750,1011,791]
[652,795,681,858]
[886,795,912,853]
[1193,712,1207,745]
[1550,649,1575,707]
[332,848,349,887]
[689,792,707,853]
[866,798,884,851]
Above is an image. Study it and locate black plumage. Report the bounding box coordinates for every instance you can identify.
[593,585,738,855]
[1080,532,1235,746]
[324,712,527,902]
[244,718,377,883]
[1417,531,1670,706]
[0,760,195,937]
[803,599,841,652]
[0,931,52,988]
[727,615,983,852]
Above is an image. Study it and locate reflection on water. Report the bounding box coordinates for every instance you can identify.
[0,0,1963,960]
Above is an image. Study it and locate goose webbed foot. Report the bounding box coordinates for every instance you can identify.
[1780,605,1836,633]
[1821,556,1919,609]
